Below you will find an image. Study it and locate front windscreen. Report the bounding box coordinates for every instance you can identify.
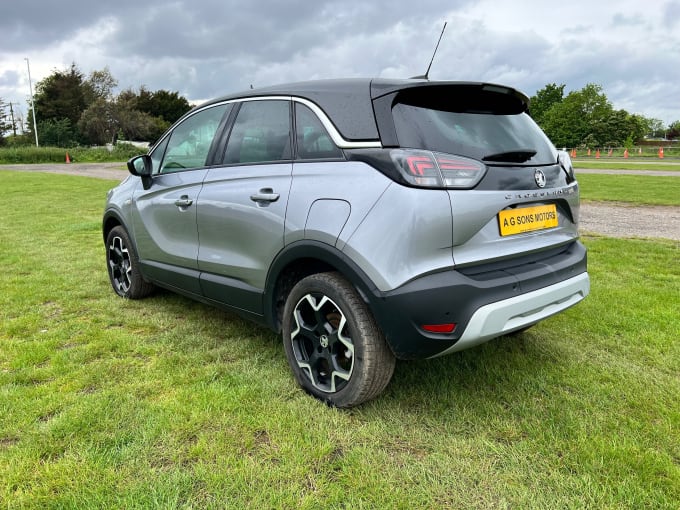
[392,102,557,165]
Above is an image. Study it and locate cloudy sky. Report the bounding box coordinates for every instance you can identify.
[1,0,679,125]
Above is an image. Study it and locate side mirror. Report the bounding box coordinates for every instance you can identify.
[127,155,153,190]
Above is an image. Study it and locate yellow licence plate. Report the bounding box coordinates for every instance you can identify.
[498,204,558,236]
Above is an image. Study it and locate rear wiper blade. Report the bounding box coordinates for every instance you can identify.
[482,149,537,163]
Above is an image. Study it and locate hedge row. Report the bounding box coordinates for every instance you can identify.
[0,144,143,164]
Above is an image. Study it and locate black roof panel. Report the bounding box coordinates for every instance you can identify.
[209,79,379,141]
[201,78,530,142]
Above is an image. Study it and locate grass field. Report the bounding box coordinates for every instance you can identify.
[1,171,678,508]
[577,174,680,206]
[574,160,680,171]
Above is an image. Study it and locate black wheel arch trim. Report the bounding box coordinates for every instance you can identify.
[263,240,381,332]
[102,208,131,243]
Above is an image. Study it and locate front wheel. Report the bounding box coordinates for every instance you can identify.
[282,272,395,408]
[105,225,155,299]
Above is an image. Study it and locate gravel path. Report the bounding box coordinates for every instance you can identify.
[580,202,679,241]
[0,162,127,180]
[2,163,678,242]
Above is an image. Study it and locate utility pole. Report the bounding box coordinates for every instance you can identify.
[25,57,39,147]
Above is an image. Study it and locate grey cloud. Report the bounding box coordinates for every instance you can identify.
[611,13,643,27]
[2,0,679,124]
[663,0,680,28]
[0,70,20,87]
[2,0,142,51]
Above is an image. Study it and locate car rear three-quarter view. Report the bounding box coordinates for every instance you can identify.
[103,78,590,408]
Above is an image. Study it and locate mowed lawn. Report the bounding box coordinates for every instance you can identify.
[1,170,678,508]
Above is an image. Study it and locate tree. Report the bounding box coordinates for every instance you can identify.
[77,98,118,145]
[84,67,118,103]
[626,114,650,143]
[26,62,189,145]
[538,84,615,147]
[646,118,666,138]
[32,63,88,128]
[78,95,161,145]
[116,106,160,142]
[667,121,680,140]
[133,86,191,123]
[114,86,188,141]
[115,90,168,141]
[529,83,565,124]
[37,118,77,147]
[0,98,12,144]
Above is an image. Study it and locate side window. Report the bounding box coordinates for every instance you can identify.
[295,103,343,160]
[223,100,291,164]
[160,104,229,173]
[149,136,169,174]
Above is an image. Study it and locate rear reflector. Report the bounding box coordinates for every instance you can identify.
[421,323,457,334]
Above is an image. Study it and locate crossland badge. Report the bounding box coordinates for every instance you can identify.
[534,169,546,188]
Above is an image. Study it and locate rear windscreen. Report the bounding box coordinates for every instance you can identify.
[392,95,557,165]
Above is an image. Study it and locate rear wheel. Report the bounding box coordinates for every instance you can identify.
[106,226,154,299]
[282,272,395,408]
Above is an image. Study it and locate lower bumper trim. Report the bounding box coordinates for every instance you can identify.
[430,272,590,358]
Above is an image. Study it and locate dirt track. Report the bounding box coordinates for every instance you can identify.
[0,162,127,180]
[2,163,678,242]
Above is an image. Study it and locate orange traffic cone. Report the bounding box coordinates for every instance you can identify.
[659,147,664,159]
[624,149,629,159]
[65,152,71,164]
[595,149,600,159]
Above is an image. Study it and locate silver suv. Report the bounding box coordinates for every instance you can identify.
[103,79,590,407]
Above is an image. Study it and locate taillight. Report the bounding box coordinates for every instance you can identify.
[391,149,486,188]
[403,154,440,186]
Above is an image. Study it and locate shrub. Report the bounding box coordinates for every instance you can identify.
[0,143,144,164]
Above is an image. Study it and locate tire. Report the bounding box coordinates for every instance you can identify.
[282,272,396,408]
[105,225,155,299]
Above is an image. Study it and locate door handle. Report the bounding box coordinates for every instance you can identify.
[174,195,193,208]
[250,188,280,204]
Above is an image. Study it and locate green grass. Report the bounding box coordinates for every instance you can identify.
[578,174,680,206]
[0,144,142,164]
[1,171,679,508]
[574,160,680,171]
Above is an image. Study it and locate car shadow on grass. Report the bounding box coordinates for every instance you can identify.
[142,290,563,415]
[381,329,567,418]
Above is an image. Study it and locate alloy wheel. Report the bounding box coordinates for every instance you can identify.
[289,293,354,393]
[108,236,132,294]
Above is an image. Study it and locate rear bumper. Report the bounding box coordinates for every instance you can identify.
[430,272,589,357]
[369,241,589,359]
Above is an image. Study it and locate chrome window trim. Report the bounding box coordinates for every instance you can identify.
[226,96,381,149]
[291,97,382,149]
[150,95,382,157]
